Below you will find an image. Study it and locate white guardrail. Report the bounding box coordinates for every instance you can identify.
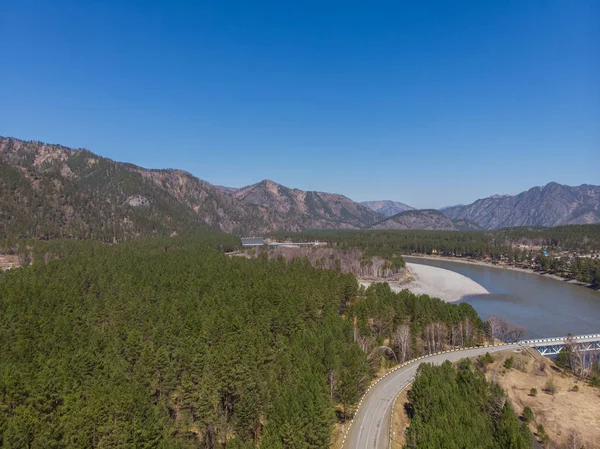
[338,333,600,449]
[521,334,600,344]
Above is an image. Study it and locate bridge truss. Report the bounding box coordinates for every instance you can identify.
[526,335,600,356]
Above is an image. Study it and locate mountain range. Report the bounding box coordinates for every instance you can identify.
[226,179,382,229]
[370,210,481,231]
[441,183,600,229]
[0,136,598,240]
[360,200,415,217]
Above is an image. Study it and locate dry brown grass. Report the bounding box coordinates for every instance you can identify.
[330,422,345,449]
[482,349,600,449]
[0,254,19,270]
[390,387,411,449]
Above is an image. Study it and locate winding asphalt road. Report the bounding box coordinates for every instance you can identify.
[342,344,520,449]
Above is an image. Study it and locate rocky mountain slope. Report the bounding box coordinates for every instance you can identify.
[232,180,384,229]
[441,182,600,229]
[0,137,381,240]
[369,210,481,231]
[2,136,597,240]
[361,200,414,217]
[0,137,283,240]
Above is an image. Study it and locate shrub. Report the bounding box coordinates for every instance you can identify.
[544,379,557,395]
[513,357,527,372]
[529,387,537,396]
[535,362,547,375]
[537,424,550,445]
[522,406,534,423]
[504,356,514,369]
[480,352,494,365]
[571,385,579,392]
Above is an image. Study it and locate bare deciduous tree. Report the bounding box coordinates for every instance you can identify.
[463,317,473,343]
[451,323,464,347]
[486,315,502,341]
[423,322,448,354]
[424,323,435,355]
[393,324,412,361]
[328,369,337,398]
[498,317,511,342]
[508,325,526,342]
[434,322,448,352]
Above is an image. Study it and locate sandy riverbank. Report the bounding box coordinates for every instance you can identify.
[360,262,490,302]
[405,254,598,290]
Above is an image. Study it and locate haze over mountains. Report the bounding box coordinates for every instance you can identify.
[441,183,600,229]
[1,136,598,240]
[370,209,481,231]
[360,200,415,217]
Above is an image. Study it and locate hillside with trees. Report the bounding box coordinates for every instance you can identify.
[405,360,533,448]
[270,225,600,285]
[245,246,407,281]
[0,234,487,448]
[0,137,380,242]
[2,137,598,243]
[231,179,383,229]
[369,209,481,231]
[0,137,283,240]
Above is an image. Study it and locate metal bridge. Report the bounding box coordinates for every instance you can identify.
[342,332,600,449]
[522,334,600,356]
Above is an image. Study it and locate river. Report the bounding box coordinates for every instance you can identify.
[404,256,600,339]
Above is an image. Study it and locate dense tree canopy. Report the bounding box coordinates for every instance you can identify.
[405,360,533,449]
[270,225,600,285]
[271,225,600,256]
[0,234,487,448]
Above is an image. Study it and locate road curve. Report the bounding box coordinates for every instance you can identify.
[342,344,520,449]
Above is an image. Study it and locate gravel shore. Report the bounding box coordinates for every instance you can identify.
[406,254,599,291]
[360,262,490,302]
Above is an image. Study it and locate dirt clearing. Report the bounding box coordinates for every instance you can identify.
[0,254,19,271]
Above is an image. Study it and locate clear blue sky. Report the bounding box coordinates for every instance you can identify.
[1,1,598,208]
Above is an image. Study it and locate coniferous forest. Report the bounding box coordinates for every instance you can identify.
[405,360,533,449]
[0,234,492,448]
[270,226,600,285]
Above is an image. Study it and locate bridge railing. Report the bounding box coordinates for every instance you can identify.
[521,334,600,346]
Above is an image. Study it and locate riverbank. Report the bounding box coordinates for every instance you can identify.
[359,262,490,302]
[404,254,599,290]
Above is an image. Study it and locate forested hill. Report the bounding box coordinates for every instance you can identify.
[0,137,283,240]
[369,209,481,231]
[405,360,533,448]
[360,200,415,217]
[441,182,600,229]
[0,235,485,448]
[3,136,596,241]
[231,179,383,229]
[0,137,381,241]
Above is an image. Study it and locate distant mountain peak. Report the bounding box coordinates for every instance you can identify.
[441,182,600,229]
[369,209,480,231]
[233,180,383,228]
[2,136,596,237]
[361,200,415,217]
